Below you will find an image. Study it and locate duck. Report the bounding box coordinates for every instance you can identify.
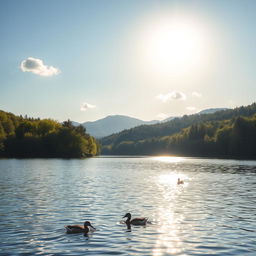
[65,221,96,234]
[123,213,148,226]
[177,178,184,185]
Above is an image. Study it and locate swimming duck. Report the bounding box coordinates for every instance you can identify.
[65,221,96,234]
[123,213,148,226]
[177,178,184,185]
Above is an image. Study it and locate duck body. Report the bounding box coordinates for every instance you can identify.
[177,178,184,185]
[65,221,95,234]
[123,213,148,226]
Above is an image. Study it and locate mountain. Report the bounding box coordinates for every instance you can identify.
[81,115,159,138]
[71,121,81,127]
[198,108,229,115]
[159,109,228,123]
[162,116,176,122]
[100,103,256,156]
[72,109,227,138]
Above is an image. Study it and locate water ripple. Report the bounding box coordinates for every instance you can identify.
[0,157,256,255]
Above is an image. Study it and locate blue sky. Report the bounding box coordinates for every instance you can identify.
[1,0,256,122]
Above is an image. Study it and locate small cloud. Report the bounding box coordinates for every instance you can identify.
[157,91,186,102]
[192,91,202,97]
[20,57,60,76]
[80,102,96,111]
[157,113,168,120]
[186,106,197,111]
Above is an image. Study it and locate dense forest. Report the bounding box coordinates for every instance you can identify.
[0,110,100,158]
[101,103,256,159]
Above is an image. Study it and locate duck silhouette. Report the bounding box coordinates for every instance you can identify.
[123,213,148,226]
[177,178,184,185]
[65,221,96,234]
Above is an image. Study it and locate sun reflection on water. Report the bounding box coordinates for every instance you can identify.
[153,156,185,163]
[153,207,184,256]
[158,173,188,187]
[153,170,189,255]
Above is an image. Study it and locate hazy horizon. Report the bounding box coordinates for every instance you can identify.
[1,0,256,122]
[1,105,231,123]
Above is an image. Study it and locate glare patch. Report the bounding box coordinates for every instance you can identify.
[153,208,183,255]
[144,16,207,77]
[153,172,187,255]
[153,156,184,163]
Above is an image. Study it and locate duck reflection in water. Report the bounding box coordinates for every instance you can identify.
[125,222,132,231]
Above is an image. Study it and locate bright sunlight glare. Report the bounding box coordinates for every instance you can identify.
[145,17,207,76]
[154,156,185,163]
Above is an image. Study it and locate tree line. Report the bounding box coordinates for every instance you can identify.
[101,103,256,146]
[0,110,100,158]
[101,103,256,159]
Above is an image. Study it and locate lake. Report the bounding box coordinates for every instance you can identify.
[0,157,256,255]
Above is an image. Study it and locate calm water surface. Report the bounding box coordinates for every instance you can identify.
[0,157,256,255]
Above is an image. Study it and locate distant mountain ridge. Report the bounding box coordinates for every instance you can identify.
[198,108,229,115]
[73,108,229,138]
[80,115,159,138]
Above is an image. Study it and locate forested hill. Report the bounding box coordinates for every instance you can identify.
[101,103,256,159]
[0,110,100,158]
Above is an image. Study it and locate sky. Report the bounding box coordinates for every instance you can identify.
[1,0,256,122]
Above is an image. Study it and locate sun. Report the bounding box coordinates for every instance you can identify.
[145,17,206,76]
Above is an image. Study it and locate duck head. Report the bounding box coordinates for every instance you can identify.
[123,213,131,219]
[84,221,96,230]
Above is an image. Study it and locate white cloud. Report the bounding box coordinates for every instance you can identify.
[192,91,202,97]
[157,113,168,120]
[80,102,96,111]
[157,91,186,102]
[20,57,60,76]
[186,106,197,111]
